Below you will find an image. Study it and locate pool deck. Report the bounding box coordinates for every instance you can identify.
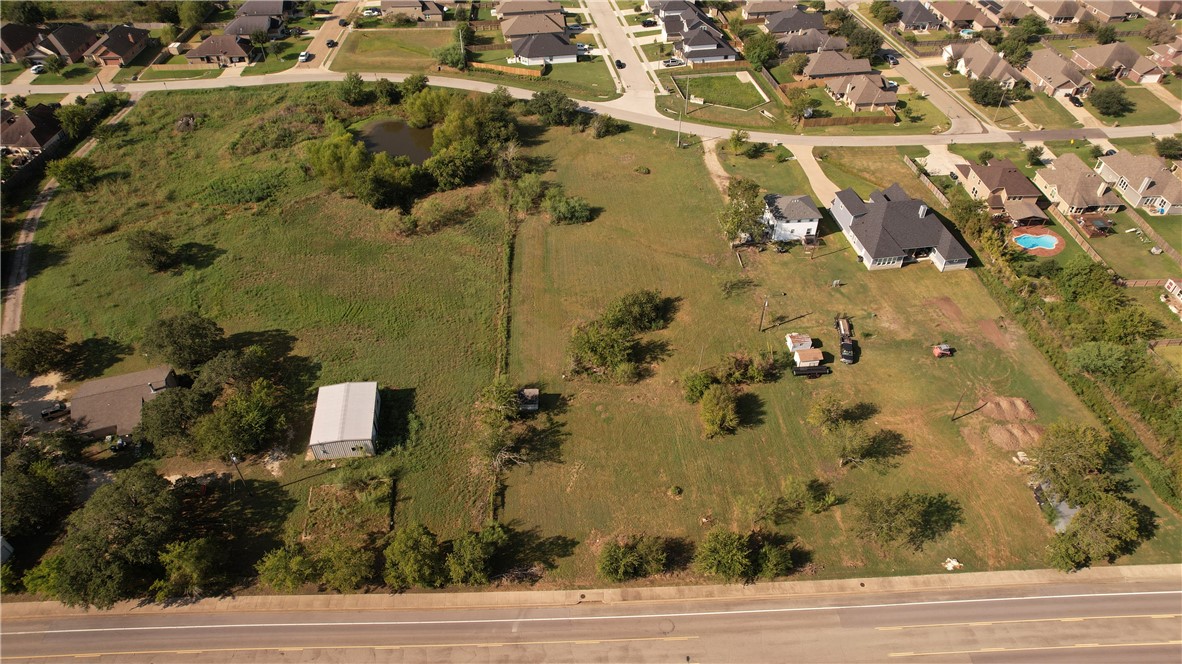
[1011,226,1065,258]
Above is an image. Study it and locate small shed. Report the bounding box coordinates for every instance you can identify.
[309,382,380,461]
[518,388,540,412]
[794,348,824,367]
[785,333,813,352]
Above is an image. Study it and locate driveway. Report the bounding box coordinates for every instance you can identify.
[891,56,985,136]
[1055,93,1108,129]
[295,0,360,70]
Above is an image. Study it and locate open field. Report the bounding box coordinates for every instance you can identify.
[716,147,818,201]
[815,146,932,200]
[1086,86,1182,126]
[505,128,1179,582]
[20,84,506,545]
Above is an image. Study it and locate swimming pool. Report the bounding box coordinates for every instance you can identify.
[1013,234,1059,250]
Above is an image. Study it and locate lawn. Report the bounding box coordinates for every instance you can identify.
[766,62,797,84]
[1164,76,1182,100]
[1045,139,1101,165]
[22,83,509,554]
[800,93,949,137]
[134,68,225,82]
[31,63,96,85]
[928,65,969,89]
[716,145,818,201]
[674,73,766,109]
[1086,86,1182,126]
[243,40,305,76]
[1109,135,1179,162]
[1127,287,1182,339]
[1147,214,1182,255]
[948,143,1043,178]
[642,41,674,62]
[1085,210,1182,280]
[1012,91,1081,130]
[816,146,934,201]
[1,62,24,85]
[505,127,1178,582]
[10,94,69,111]
[1151,344,1182,373]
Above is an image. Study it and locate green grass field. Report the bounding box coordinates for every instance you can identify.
[1013,91,1082,130]
[12,94,68,110]
[1,62,24,85]
[675,74,766,109]
[134,68,225,82]
[243,40,306,76]
[30,63,96,85]
[1086,86,1182,126]
[716,146,817,201]
[1085,211,1182,280]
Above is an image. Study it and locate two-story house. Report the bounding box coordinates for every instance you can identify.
[761,193,821,243]
[954,158,1047,225]
[1033,152,1123,214]
[1095,151,1182,214]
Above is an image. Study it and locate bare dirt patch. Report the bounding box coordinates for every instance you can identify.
[977,318,1008,349]
[925,296,964,324]
[977,396,1037,422]
[987,423,1045,451]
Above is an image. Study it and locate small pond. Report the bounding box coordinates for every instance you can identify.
[359,120,433,164]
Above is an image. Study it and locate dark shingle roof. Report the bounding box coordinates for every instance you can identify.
[0,104,62,151]
[846,184,968,260]
[224,15,283,36]
[236,0,290,17]
[764,7,824,34]
[94,25,151,58]
[186,34,253,59]
[765,193,821,220]
[511,32,576,58]
[1,23,44,53]
[69,366,175,437]
[777,29,846,53]
[46,24,98,56]
[896,0,941,26]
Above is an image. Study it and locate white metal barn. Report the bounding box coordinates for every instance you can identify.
[309,382,380,460]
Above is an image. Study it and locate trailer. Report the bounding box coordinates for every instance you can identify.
[834,315,852,338]
[792,366,832,379]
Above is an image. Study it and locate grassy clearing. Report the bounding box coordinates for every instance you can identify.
[504,126,1179,583]
[766,62,796,84]
[1086,86,1182,126]
[1084,211,1182,280]
[1109,135,1174,161]
[135,68,225,82]
[674,74,765,109]
[22,84,508,548]
[2,62,25,85]
[31,63,96,85]
[1147,214,1182,255]
[1013,91,1082,130]
[717,147,817,201]
[1164,77,1182,100]
[244,40,306,76]
[804,93,949,136]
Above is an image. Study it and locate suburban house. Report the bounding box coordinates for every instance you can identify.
[510,32,578,64]
[777,29,847,53]
[224,15,286,39]
[892,1,942,31]
[995,0,1035,23]
[954,158,1047,224]
[802,50,874,78]
[184,35,255,65]
[1071,42,1164,83]
[942,41,1023,88]
[26,24,100,65]
[655,2,717,42]
[1023,48,1092,97]
[1033,152,1123,215]
[85,24,151,67]
[235,0,294,19]
[501,13,567,39]
[1081,0,1141,21]
[308,382,380,460]
[763,7,825,34]
[494,0,563,18]
[1148,35,1182,68]
[1130,0,1182,17]
[1095,152,1182,214]
[761,193,821,243]
[928,0,998,30]
[794,348,824,367]
[830,184,971,272]
[1,23,45,63]
[68,366,177,438]
[743,1,799,19]
[825,74,898,111]
[676,26,738,64]
[1030,0,1084,22]
[1,104,65,156]
[381,0,447,20]
[1166,278,1182,306]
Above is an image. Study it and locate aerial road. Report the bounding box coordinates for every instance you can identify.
[3,571,1179,663]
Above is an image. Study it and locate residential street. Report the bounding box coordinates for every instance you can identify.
[583,0,657,101]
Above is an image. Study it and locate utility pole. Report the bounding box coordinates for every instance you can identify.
[229,454,253,496]
[758,292,786,332]
[676,78,690,148]
[993,84,1007,123]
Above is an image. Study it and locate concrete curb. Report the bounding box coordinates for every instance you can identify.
[3,564,1178,619]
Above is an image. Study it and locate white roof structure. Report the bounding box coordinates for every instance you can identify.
[310,382,379,446]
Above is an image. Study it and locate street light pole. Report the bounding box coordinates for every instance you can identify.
[676,78,690,148]
[229,454,253,496]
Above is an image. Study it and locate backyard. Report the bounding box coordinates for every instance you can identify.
[1083,210,1182,280]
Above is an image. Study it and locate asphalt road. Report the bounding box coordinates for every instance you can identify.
[3,581,1179,662]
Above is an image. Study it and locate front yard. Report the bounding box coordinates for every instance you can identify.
[1,62,25,85]
[1086,85,1182,126]
[31,63,96,85]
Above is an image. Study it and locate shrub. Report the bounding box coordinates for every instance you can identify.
[597,535,667,582]
[544,187,593,224]
[693,529,751,581]
[126,229,175,271]
[699,384,739,438]
[682,369,719,404]
[256,545,318,593]
[201,169,283,204]
[634,165,651,174]
[601,289,673,333]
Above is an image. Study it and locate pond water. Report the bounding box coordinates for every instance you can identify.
[359,120,434,164]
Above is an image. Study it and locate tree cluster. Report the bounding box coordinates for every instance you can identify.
[826,9,883,61]
[851,490,963,551]
[805,393,906,469]
[306,116,431,210]
[569,290,676,383]
[693,528,793,582]
[996,14,1048,67]
[717,176,764,241]
[1154,134,1182,161]
[683,351,782,438]
[867,0,901,25]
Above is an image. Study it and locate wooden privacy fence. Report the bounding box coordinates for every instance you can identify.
[466,42,507,52]
[1150,338,1182,348]
[800,109,895,128]
[902,155,951,207]
[688,60,750,72]
[1120,279,1171,287]
[1047,206,1107,264]
[1040,30,1141,41]
[469,61,541,77]
[1124,208,1182,266]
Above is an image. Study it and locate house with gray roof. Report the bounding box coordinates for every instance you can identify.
[224,15,286,39]
[830,184,970,271]
[777,29,847,54]
[995,0,1034,23]
[761,194,821,243]
[85,24,152,67]
[744,1,799,19]
[802,50,873,78]
[494,0,564,17]
[502,12,566,39]
[763,7,825,34]
[955,158,1047,224]
[510,32,577,64]
[943,41,1024,88]
[825,74,898,111]
[185,35,255,65]
[676,26,737,64]
[929,0,998,29]
[1130,0,1182,18]
[235,0,293,18]
[1033,152,1123,214]
[892,0,943,30]
[1095,152,1182,214]
[69,366,177,438]
[1023,48,1092,97]
[1071,42,1164,83]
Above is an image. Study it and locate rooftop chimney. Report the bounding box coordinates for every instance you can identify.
[1140,176,1153,194]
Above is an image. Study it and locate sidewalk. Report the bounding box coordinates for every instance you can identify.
[4,564,1177,619]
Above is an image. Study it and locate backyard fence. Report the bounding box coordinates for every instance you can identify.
[779,79,818,90]
[687,60,751,72]
[890,29,973,57]
[1150,338,1182,348]
[902,155,951,207]
[1047,206,1107,264]
[1120,279,1171,287]
[1039,29,1142,41]
[465,42,506,52]
[799,109,896,128]
[1124,208,1182,266]
[468,61,541,77]
[759,67,792,105]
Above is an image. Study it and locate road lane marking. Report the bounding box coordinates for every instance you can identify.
[0,635,700,661]
[888,640,1182,657]
[4,590,1178,637]
[876,613,1182,631]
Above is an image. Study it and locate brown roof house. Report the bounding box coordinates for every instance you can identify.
[1148,35,1182,68]
[777,29,847,54]
[825,74,898,111]
[1031,0,1085,22]
[743,1,798,19]
[69,366,177,438]
[236,0,294,18]
[1071,42,1164,82]
[185,35,255,65]
[943,41,1024,88]
[27,24,100,65]
[1,23,45,63]
[85,24,152,67]
[501,12,566,39]
[1033,152,1123,214]
[929,0,998,29]
[830,184,971,272]
[1080,0,1141,21]
[1095,151,1182,214]
[1130,0,1182,18]
[1023,48,1092,97]
[381,0,448,20]
[955,158,1047,225]
[494,1,564,18]
[763,7,825,34]
[893,1,943,30]
[0,104,65,157]
[802,50,874,78]
[996,0,1035,24]
[224,14,286,39]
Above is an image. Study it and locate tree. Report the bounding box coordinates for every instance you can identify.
[1094,24,1118,45]
[682,369,719,404]
[1103,306,1161,345]
[997,35,1031,66]
[403,87,454,128]
[179,0,212,28]
[783,87,821,122]
[1143,17,1177,44]
[249,29,270,51]
[399,73,428,97]
[845,27,884,60]
[1089,84,1134,117]
[528,89,580,126]
[1063,494,1140,563]
[967,78,1005,107]
[446,522,509,585]
[783,52,808,76]
[569,320,636,381]
[43,464,179,608]
[807,0,825,10]
[10,94,27,109]
[693,529,751,581]
[47,156,98,190]
[0,446,83,538]
[374,77,400,105]
[743,31,779,70]
[977,149,995,164]
[825,420,874,466]
[699,384,739,438]
[433,42,467,69]
[1092,65,1115,81]
[192,377,286,458]
[727,129,749,153]
[384,523,446,589]
[126,229,175,271]
[1153,135,1182,161]
[1034,423,1121,506]
[143,312,224,370]
[317,540,375,592]
[717,176,763,240]
[852,490,962,551]
[150,538,224,601]
[1,327,69,376]
[1068,342,1133,378]
[590,113,623,139]
[159,24,178,45]
[543,187,593,224]
[425,137,483,190]
[1025,145,1044,166]
[55,104,94,139]
[597,535,666,582]
[601,289,672,333]
[256,545,318,593]
[4,1,43,24]
[453,20,475,45]
[338,71,369,106]
[135,387,201,456]
[44,55,64,75]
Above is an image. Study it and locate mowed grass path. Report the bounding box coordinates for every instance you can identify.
[22,84,504,536]
[505,129,1177,584]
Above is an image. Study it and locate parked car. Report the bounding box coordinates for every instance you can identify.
[569,23,584,32]
[1104,149,1116,156]
[326,39,337,47]
[314,8,331,14]
[662,58,683,68]
[298,51,312,62]
[361,8,380,16]
[40,401,69,421]
[339,18,349,26]
[641,19,657,27]
[30,64,45,74]
[886,54,899,66]
[615,59,626,69]
[1069,96,1084,107]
